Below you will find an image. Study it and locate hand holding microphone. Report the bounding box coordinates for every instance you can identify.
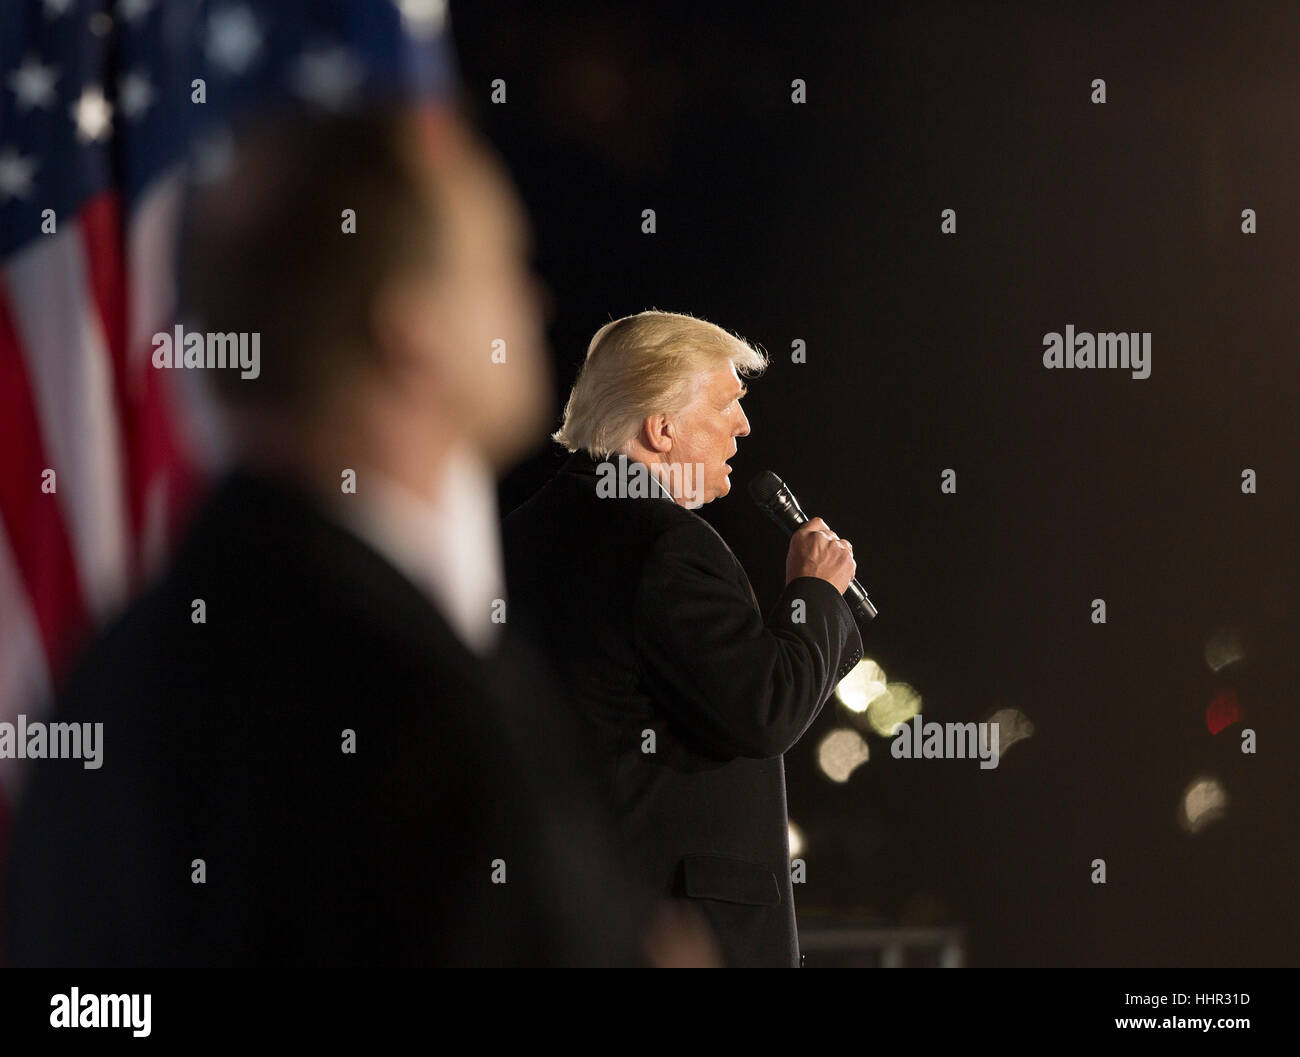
[750,471,879,622]
[786,517,857,594]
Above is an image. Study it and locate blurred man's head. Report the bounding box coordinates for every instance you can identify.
[184,105,549,482]
[553,310,765,507]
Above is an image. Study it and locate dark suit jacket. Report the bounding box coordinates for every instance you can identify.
[5,469,644,966]
[503,451,863,966]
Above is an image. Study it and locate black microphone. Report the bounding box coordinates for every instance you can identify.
[749,471,878,622]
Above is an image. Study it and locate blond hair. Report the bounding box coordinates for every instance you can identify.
[553,310,768,457]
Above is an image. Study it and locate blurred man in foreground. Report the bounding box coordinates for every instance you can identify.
[503,311,864,967]
[6,106,650,965]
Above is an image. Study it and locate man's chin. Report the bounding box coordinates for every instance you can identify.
[683,473,728,508]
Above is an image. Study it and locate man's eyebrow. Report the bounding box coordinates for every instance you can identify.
[728,386,748,401]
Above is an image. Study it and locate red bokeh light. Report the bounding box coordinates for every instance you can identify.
[1206,689,1243,735]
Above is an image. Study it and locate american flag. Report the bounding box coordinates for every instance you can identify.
[0,0,458,919]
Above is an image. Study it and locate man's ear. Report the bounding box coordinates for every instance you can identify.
[370,276,446,392]
[640,414,673,455]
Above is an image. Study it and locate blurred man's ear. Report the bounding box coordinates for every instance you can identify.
[368,275,448,398]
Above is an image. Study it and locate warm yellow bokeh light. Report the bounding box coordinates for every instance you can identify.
[986,707,1035,755]
[787,820,804,859]
[836,658,888,713]
[866,682,922,736]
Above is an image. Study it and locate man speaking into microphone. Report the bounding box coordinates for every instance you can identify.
[503,310,863,967]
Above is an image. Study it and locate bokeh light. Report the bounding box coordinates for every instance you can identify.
[866,682,922,737]
[816,728,871,783]
[1204,627,1246,673]
[1179,775,1229,834]
[1205,689,1243,735]
[986,707,1035,756]
[788,820,804,859]
[836,658,889,713]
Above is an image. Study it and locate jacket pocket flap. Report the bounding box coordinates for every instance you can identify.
[681,854,781,907]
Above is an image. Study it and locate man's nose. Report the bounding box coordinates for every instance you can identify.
[735,406,751,437]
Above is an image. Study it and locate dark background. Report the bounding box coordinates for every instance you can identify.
[453,1,1299,966]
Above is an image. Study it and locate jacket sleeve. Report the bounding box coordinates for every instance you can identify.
[631,517,863,759]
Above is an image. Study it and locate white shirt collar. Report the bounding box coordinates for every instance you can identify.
[647,468,676,503]
[331,447,504,657]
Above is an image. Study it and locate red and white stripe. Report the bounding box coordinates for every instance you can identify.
[0,173,202,826]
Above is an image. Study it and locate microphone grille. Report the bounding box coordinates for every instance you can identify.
[748,470,785,506]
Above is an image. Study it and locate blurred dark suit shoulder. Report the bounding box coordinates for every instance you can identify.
[6,469,641,966]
